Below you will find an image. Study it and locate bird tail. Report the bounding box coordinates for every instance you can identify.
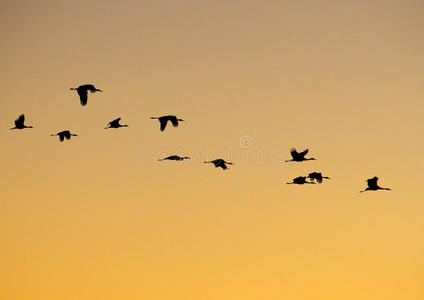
[382,188,391,191]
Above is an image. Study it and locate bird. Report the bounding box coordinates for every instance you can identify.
[204,159,233,170]
[10,114,33,130]
[105,117,129,129]
[360,177,391,193]
[70,84,102,106]
[307,172,330,183]
[286,176,316,185]
[285,148,316,162]
[158,155,190,161]
[50,130,78,142]
[150,115,184,131]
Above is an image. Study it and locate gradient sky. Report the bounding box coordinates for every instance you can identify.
[1,0,424,299]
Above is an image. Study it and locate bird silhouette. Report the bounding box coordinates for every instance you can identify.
[287,176,316,185]
[150,115,184,131]
[10,114,33,130]
[204,159,233,170]
[50,130,78,142]
[285,148,316,162]
[158,155,190,161]
[360,176,391,193]
[105,118,129,129]
[307,172,330,183]
[70,84,102,106]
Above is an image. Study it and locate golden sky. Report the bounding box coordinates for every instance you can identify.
[1,0,424,299]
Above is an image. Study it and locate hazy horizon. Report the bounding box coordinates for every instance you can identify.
[1,1,424,299]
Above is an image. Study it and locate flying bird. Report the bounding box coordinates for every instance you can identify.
[158,155,190,161]
[50,130,78,142]
[286,176,316,185]
[307,172,330,183]
[360,177,391,193]
[204,159,233,170]
[285,148,316,162]
[70,84,102,106]
[150,115,184,131]
[105,117,129,129]
[10,114,33,130]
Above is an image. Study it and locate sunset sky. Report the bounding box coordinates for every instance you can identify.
[1,0,424,299]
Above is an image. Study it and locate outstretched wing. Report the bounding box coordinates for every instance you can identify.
[299,149,309,157]
[15,114,25,127]
[59,134,65,142]
[367,177,378,188]
[78,89,88,106]
[290,148,298,159]
[218,162,228,170]
[109,118,121,127]
[170,116,179,127]
[160,119,168,131]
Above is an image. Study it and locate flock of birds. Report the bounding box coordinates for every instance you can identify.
[10,84,392,194]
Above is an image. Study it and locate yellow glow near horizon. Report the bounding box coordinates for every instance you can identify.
[1,1,424,299]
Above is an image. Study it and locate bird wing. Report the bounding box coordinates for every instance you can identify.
[65,131,71,139]
[78,89,88,106]
[293,176,303,184]
[109,118,121,126]
[15,114,25,127]
[160,119,168,131]
[299,149,309,157]
[367,177,378,188]
[59,134,64,142]
[87,85,97,93]
[219,162,228,169]
[170,116,179,127]
[290,148,298,158]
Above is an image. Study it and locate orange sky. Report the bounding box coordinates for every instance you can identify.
[1,0,424,299]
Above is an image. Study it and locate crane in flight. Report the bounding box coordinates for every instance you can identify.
[286,176,316,185]
[285,148,316,162]
[150,115,184,131]
[360,177,391,193]
[204,159,233,170]
[50,130,78,142]
[307,172,330,183]
[10,114,33,130]
[158,155,190,161]
[70,84,102,106]
[105,118,129,129]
